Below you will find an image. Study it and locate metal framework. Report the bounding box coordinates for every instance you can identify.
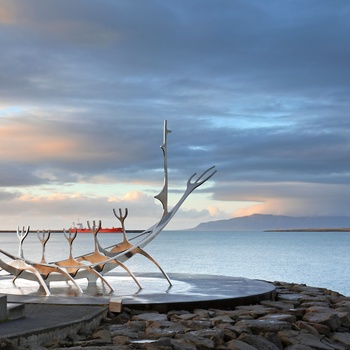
[0,121,216,295]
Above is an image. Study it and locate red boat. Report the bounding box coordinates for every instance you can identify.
[70,222,122,233]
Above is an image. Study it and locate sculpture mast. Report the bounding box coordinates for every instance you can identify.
[154,120,171,217]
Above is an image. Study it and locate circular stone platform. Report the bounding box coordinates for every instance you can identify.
[1,272,275,311]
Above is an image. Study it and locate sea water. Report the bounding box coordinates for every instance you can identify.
[0,230,349,296]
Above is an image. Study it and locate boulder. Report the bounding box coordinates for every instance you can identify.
[295,320,330,336]
[260,300,295,310]
[189,328,225,346]
[92,328,112,343]
[112,335,130,346]
[238,333,280,350]
[260,313,296,323]
[131,312,168,322]
[174,332,216,349]
[236,304,279,317]
[210,314,234,325]
[331,332,350,348]
[303,306,342,331]
[226,339,258,350]
[234,319,292,334]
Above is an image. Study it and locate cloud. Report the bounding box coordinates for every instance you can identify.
[0,189,165,230]
[215,181,350,218]
[0,3,16,25]
[0,0,349,229]
[0,120,77,161]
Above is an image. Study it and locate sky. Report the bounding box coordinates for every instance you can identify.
[0,0,349,231]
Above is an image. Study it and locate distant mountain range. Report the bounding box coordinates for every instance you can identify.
[189,214,350,231]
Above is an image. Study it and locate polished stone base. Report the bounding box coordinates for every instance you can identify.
[1,272,275,312]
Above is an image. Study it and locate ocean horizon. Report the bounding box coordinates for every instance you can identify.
[0,230,348,296]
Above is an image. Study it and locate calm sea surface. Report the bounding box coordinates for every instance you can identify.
[0,230,349,296]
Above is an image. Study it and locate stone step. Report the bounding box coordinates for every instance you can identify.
[0,295,7,321]
[7,303,25,321]
[0,295,25,321]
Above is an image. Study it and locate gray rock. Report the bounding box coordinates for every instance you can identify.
[308,322,331,336]
[280,330,334,350]
[211,308,256,321]
[150,337,173,348]
[278,329,302,346]
[320,337,347,350]
[303,306,342,331]
[260,300,295,310]
[263,331,284,349]
[294,321,320,336]
[112,335,130,345]
[295,320,330,336]
[109,324,142,339]
[236,304,278,317]
[210,314,234,325]
[146,326,178,339]
[167,309,191,317]
[193,308,214,318]
[235,319,292,334]
[291,286,326,294]
[175,333,216,349]
[300,301,330,308]
[285,345,314,350]
[238,333,280,350]
[226,339,258,350]
[170,312,198,321]
[56,346,126,350]
[190,328,225,346]
[288,307,308,318]
[177,319,212,330]
[131,312,168,322]
[216,323,239,341]
[110,311,130,324]
[331,332,350,348]
[232,321,254,335]
[335,306,350,313]
[92,329,112,343]
[126,319,147,331]
[299,295,331,304]
[171,338,197,350]
[147,319,188,333]
[277,293,303,303]
[334,300,350,308]
[259,313,296,323]
[299,332,334,350]
[336,310,350,327]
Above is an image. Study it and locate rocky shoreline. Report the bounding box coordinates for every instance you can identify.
[6,281,350,349]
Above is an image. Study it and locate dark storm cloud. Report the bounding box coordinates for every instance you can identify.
[2,0,349,102]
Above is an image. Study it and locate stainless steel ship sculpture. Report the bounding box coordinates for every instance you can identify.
[0,121,216,295]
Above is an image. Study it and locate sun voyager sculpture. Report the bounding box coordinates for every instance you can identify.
[0,121,216,296]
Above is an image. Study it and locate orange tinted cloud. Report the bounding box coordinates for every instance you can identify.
[0,4,16,25]
[0,121,79,162]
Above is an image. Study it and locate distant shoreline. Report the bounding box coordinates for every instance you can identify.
[264,228,350,232]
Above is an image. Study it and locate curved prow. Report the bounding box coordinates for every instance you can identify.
[139,165,217,249]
